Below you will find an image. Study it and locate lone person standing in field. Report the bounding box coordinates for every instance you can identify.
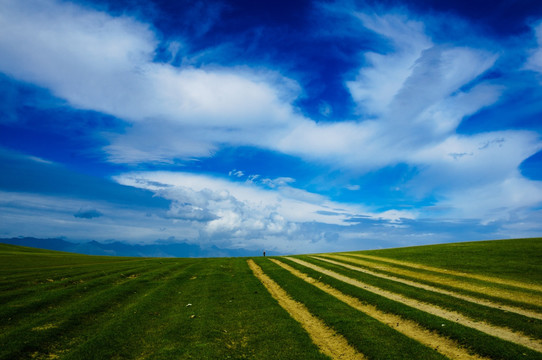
[263,251,266,257]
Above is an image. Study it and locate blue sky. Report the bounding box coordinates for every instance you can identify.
[1,0,542,254]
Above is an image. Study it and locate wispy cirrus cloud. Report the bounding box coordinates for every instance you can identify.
[2,0,537,178]
[278,12,505,169]
[525,21,542,74]
[0,0,304,163]
[347,13,433,116]
[276,10,542,226]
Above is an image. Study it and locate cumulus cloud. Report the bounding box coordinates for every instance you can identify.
[116,172,363,225]
[2,188,539,254]
[112,171,422,251]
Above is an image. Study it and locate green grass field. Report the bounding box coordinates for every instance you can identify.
[1,238,541,359]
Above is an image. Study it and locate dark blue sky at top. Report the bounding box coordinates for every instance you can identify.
[1,0,541,174]
[82,0,542,122]
[0,0,541,253]
[3,0,542,172]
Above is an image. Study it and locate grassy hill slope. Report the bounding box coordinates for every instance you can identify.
[1,239,541,359]
[357,238,542,282]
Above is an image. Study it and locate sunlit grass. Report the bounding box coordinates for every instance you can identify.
[1,239,541,360]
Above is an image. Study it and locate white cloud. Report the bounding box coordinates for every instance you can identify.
[0,0,156,115]
[439,174,542,224]
[229,169,244,178]
[261,177,296,188]
[381,46,498,141]
[277,14,503,174]
[412,82,502,138]
[0,0,301,125]
[279,12,542,227]
[0,0,305,163]
[1,1,525,175]
[347,14,432,116]
[1,0,540,241]
[276,120,380,169]
[410,131,542,192]
[112,171,422,251]
[525,21,542,73]
[376,209,417,223]
[2,188,538,254]
[115,171,364,225]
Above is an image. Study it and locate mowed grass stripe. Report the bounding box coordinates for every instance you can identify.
[56,261,203,359]
[0,258,157,298]
[332,253,542,301]
[271,259,489,360]
[0,257,150,279]
[2,255,334,360]
[282,258,541,360]
[0,262,137,288]
[346,253,542,293]
[0,268,146,332]
[316,255,542,320]
[0,262,182,359]
[0,260,151,306]
[257,259,449,360]
[0,261,151,307]
[0,261,177,337]
[0,253,145,271]
[0,261,158,327]
[304,257,542,341]
[334,254,542,309]
[287,257,542,354]
[247,259,366,360]
[0,261,147,293]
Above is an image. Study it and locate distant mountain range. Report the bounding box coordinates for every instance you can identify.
[0,237,263,258]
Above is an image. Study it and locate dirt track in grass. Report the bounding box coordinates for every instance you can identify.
[315,255,542,320]
[347,253,542,293]
[271,259,488,360]
[287,257,542,353]
[247,260,365,360]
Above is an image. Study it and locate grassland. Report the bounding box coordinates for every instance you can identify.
[0,238,541,359]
